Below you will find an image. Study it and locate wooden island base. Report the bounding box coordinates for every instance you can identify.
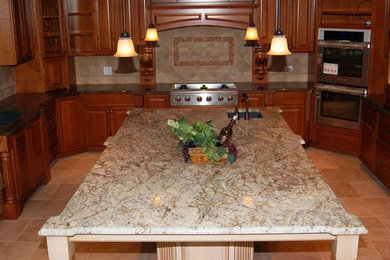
[46,233,359,260]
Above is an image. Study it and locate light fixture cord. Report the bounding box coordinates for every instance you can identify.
[250,0,255,24]
[149,0,153,24]
[122,0,127,33]
[276,0,281,31]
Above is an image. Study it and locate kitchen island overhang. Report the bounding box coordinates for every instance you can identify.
[39,107,367,260]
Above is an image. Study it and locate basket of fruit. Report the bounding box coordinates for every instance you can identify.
[167,116,238,163]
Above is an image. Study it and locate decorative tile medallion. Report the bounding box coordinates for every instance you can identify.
[173,37,234,66]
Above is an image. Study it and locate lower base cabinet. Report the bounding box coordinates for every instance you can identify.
[0,114,49,219]
[144,94,170,108]
[375,140,390,188]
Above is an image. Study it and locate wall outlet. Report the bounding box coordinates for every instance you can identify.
[284,65,293,72]
[103,66,112,75]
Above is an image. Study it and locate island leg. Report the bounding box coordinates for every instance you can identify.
[331,235,359,260]
[46,236,74,260]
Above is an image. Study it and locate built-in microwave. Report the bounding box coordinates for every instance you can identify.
[317,28,371,88]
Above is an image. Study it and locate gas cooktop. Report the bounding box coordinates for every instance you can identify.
[170,83,238,106]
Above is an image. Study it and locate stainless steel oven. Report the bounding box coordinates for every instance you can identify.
[315,89,363,131]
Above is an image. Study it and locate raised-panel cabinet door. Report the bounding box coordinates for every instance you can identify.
[109,107,130,135]
[56,95,87,155]
[279,104,304,137]
[86,107,110,148]
[95,0,115,53]
[239,94,264,108]
[43,56,69,91]
[144,95,170,108]
[291,0,315,52]
[10,128,33,202]
[27,116,47,188]
[359,121,375,171]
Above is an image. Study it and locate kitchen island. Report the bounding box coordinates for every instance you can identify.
[39,107,367,260]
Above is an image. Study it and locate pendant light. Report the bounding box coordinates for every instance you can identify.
[244,0,260,41]
[267,0,291,55]
[144,0,160,41]
[114,0,138,57]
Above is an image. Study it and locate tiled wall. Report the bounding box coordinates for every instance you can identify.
[268,53,315,82]
[156,26,251,83]
[73,56,140,84]
[0,67,16,99]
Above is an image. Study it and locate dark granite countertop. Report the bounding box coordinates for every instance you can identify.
[0,81,313,136]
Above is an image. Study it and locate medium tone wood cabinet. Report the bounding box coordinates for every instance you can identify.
[56,95,87,157]
[0,0,33,65]
[238,94,264,108]
[144,94,170,108]
[0,113,49,219]
[83,94,143,150]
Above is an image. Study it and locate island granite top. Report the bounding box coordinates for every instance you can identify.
[39,107,367,237]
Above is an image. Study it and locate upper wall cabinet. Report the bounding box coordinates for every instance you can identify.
[63,0,118,55]
[279,0,316,52]
[0,0,33,65]
[316,0,372,29]
[132,0,273,44]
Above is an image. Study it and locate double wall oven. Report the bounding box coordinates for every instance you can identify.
[316,28,371,131]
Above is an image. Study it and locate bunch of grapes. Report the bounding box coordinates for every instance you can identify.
[222,141,237,163]
[182,142,196,162]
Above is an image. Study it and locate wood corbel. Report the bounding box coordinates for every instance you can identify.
[138,45,156,86]
[252,43,270,84]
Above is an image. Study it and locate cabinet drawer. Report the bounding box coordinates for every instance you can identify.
[361,101,377,127]
[378,113,390,144]
[273,92,306,105]
[83,94,143,107]
[375,140,390,189]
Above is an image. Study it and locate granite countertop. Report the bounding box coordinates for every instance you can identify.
[39,107,367,237]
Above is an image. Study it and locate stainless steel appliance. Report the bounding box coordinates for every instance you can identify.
[170,83,238,107]
[315,88,366,130]
[317,28,371,88]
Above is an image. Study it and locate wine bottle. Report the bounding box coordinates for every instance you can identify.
[217,112,238,145]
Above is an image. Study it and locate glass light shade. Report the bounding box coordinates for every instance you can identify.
[144,27,160,41]
[114,37,138,57]
[267,35,291,55]
[244,26,260,41]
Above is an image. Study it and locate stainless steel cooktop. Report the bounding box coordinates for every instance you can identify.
[170,83,238,106]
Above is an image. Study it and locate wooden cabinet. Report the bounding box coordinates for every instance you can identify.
[42,99,58,166]
[316,0,372,28]
[374,139,390,189]
[56,95,87,157]
[274,91,308,141]
[43,56,68,91]
[359,101,378,171]
[0,113,49,219]
[0,0,33,65]
[144,94,170,108]
[280,0,316,52]
[64,0,117,55]
[84,94,143,150]
[238,94,264,108]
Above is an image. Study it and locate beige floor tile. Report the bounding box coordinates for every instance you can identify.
[30,183,60,200]
[360,217,387,229]
[72,158,99,171]
[381,217,390,229]
[0,241,41,260]
[351,181,390,198]
[50,169,89,184]
[17,219,47,242]
[327,182,360,198]
[50,184,80,200]
[339,198,390,217]
[372,241,390,259]
[19,200,69,219]
[320,168,370,182]
[51,157,80,170]
[0,219,31,242]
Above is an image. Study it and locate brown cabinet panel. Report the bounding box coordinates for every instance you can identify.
[86,108,110,147]
[144,94,170,108]
[84,94,143,107]
[378,112,390,144]
[273,91,306,105]
[0,0,33,65]
[279,105,304,137]
[110,107,130,135]
[374,140,390,189]
[43,56,69,91]
[360,121,376,171]
[56,95,87,156]
[238,94,264,108]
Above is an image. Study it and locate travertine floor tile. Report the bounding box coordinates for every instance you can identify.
[0,219,31,242]
[320,168,369,182]
[50,184,80,200]
[326,182,360,198]
[372,241,390,259]
[351,181,390,198]
[49,169,89,184]
[17,219,47,242]
[0,241,41,260]
[19,200,68,219]
[29,183,60,200]
[339,198,390,217]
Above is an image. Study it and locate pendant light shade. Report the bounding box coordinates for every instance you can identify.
[244,0,260,41]
[267,0,291,55]
[114,0,138,57]
[144,0,160,41]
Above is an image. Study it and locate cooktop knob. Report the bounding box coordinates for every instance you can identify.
[185,96,191,102]
[206,96,212,102]
[175,96,182,102]
[227,95,233,101]
[218,96,224,102]
[196,96,202,102]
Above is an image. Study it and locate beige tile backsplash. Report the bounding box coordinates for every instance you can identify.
[0,66,16,99]
[72,27,313,85]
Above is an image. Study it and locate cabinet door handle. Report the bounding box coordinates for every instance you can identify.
[381,164,389,171]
